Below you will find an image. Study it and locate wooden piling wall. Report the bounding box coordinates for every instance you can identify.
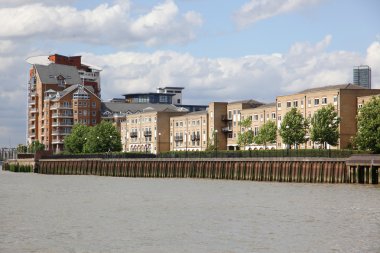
[35,158,363,183]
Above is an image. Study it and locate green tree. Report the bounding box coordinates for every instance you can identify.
[254,120,277,148]
[237,117,254,150]
[310,104,340,148]
[17,144,28,153]
[280,108,308,149]
[64,124,89,153]
[84,121,122,153]
[354,96,380,153]
[28,140,45,153]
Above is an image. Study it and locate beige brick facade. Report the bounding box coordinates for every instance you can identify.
[120,110,186,154]
[170,111,208,151]
[276,84,380,149]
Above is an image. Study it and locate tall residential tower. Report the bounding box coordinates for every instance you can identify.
[26,54,102,152]
[353,65,371,89]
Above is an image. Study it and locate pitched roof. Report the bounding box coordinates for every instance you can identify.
[228,99,264,107]
[297,83,366,94]
[101,102,188,115]
[34,63,81,85]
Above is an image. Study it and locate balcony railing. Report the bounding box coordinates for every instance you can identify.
[191,134,200,141]
[144,131,152,137]
[222,127,232,133]
[30,108,38,113]
[52,121,73,127]
[52,131,71,136]
[52,113,73,118]
[222,115,232,121]
[52,139,64,144]
[130,132,138,138]
[175,136,183,141]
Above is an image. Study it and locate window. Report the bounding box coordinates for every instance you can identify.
[177,99,181,104]
[333,96,338,103]
[358,104,363,108]
[228,110,232,119]
[308,99,311,107]
[322,97,327,104]
[254,127,259,136]
[92,102,96,107]
[314,98,320,106]
[92,111,96,116]
[293,100,298,107]
[277,102,282,109]
[286,101,292,108]
[272,112,276,119]
[253,114,258,121]
[278,115,282,121]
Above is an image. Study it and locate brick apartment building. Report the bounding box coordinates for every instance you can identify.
[26,54,102,152]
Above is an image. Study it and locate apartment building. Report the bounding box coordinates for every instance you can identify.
[357,94,380,109]
[170,111,208,151]
[45,85,101,152]
[224,100,264,150]
[119,105,187,154]
[240,103,277,149]
[207,102,229,151]
[26,54,102,152]
[276,84,380,149]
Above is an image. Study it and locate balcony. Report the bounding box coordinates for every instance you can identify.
[52,130,71,136]
[191,134,200,141]
[144,131,152,137]
[52,113,73,118]
[52,139,64,144]
[52,121,73,127]
[130,132,138,138]
[221,115,232,121]
[175,136,183,141]
[30,108,38,113]
[222,127,232,133]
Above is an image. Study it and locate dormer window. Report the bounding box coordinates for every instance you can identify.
[56,75,65,87]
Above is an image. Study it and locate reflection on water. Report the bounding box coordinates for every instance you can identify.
[0,170,379,253]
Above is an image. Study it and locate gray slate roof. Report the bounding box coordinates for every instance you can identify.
[297,83,366,94]
[35,63,81,85]
[101,102,188,115]
[228,99,264,107]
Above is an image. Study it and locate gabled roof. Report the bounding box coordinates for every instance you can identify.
[297,83,366,95]
[34,63,81,85]
[228,99,264,107]
[101,102,188,115]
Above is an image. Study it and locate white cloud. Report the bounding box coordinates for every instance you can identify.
[1,36,380,146]
[0,0,202,47]
[234,0,322,28]
[366,41,380,87]
[81,36,377,106]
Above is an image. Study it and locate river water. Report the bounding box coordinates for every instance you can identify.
[0,169,379,253]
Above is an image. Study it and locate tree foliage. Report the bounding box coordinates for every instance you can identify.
[279,108,308,149]
[310,104,340,148]
[64,124,89,153]
[354,96,380,153]
[17,144,28,153]
[237,117,254,150]
[254,120,277,148]
[28,141,45,153]
[83,121,122,153]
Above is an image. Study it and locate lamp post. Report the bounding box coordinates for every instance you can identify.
[285,125,290,156]
[109,135,113,153]
[158,132,161,157]
[215,129,218,157]
[185,131,188,158]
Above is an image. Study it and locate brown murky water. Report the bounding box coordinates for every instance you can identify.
[0,169,379,253]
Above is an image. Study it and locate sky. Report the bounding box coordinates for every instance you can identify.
[0,0,379,147]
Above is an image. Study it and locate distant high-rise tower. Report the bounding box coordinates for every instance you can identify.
[353,65,371,89]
